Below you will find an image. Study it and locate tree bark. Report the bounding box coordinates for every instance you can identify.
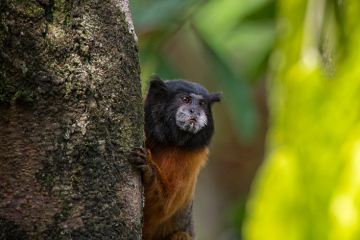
[0,0,143,239]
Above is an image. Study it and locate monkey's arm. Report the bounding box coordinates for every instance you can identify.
[130,147,170,202]
[131,147,196,240]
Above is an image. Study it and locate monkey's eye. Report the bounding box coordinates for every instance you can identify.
[199,100,206,107]
[181,96,190,103]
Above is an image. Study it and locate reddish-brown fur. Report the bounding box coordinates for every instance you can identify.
[142,139,209,240]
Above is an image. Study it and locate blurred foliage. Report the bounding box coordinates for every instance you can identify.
[243,0,360,240]
[130,0,275,141]
[131,0,360,239]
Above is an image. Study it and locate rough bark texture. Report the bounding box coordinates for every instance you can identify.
[0,0,143,239]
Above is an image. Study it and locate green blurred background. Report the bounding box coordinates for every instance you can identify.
[129,0,360,239]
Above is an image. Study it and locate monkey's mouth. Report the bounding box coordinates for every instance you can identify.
[176,109,207,134]
[189,118,197,124]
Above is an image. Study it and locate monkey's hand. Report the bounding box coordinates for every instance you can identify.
[130,146,169,187]
[130,146,170,206]
[130,146,155,179]
[131,146,152,172]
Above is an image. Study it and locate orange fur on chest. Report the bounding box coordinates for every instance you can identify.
[155,148,208,189]
[148,147,208,216]
[142,146,208,239]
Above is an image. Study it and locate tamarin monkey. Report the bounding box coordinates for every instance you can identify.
[131,76,221,240]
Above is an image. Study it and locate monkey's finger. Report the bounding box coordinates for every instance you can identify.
[130,156,143,161]
[133,146,144,151]
[130,150,147,157]
[131,157,147,165]
[136,165,150,173]
[134,146,149,155]
[136,165,148,169]
[130,152,147,160]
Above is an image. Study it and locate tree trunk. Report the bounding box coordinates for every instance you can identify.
[0,0,143,239]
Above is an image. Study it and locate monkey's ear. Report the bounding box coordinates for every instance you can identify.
[149,75,168,91]
[210,92,222,104]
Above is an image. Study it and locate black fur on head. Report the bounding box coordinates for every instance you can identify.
[144,75,222,151]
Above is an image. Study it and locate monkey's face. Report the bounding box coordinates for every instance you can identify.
[144,76,221,150]
[175,93,208,134]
